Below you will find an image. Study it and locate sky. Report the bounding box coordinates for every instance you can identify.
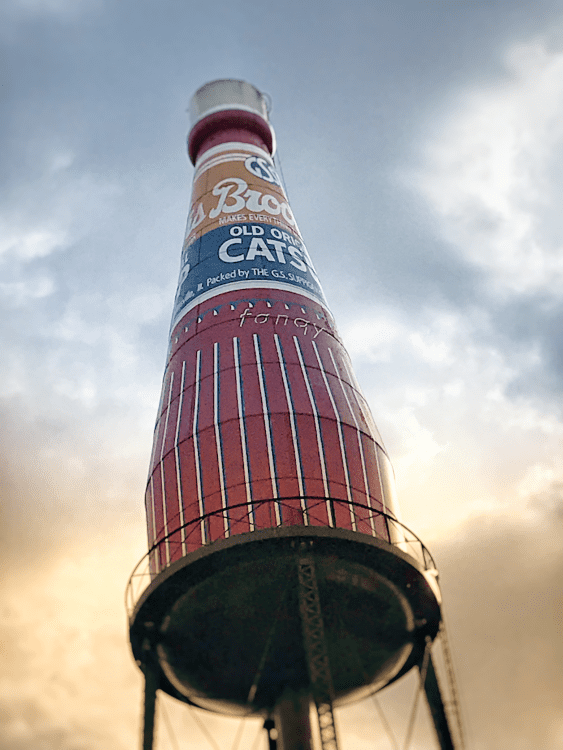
[1,0,562,748]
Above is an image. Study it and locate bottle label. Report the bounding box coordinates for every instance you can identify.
[170,146,328,328]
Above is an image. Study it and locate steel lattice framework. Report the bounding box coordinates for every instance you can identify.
[297,552,339,750]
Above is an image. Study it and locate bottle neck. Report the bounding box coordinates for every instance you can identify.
[187,109,274,164]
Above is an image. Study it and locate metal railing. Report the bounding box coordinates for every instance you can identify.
[126,497,437,617]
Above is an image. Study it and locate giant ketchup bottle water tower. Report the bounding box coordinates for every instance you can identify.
[127,80,460,750]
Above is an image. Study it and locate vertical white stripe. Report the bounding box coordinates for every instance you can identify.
[192,350,206,545]
[293,336,332,524]
[339,354,385,447]
[174,360,187,555]
[327,347,375,535]
[233,337,255,530]
[274,334,308,523]
[373,445,389,516]
[312,341,356,531]
[159,372,174,565]
[214,342,229,537]
[339,355,387,512]
[147,383,164,570]
[149,475,157,571]
[148,374,169,474]
[147,424,160,484]
[253,334,281,525]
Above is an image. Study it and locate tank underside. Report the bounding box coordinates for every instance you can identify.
[129,526,441,716]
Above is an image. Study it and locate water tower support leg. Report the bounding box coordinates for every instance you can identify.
[142,664,159,750]
[422,655,456,750]
[274,690,313,750]
[297,553,339,750]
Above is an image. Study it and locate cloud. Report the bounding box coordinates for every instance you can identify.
[340,498,563,750]
[0,530,144,750]
[0,167,120,261]
[0,276,55,306]
[1,0,99,20]
[410,35,563,297]
[436,506,563,750]
[0,227,67,263]
[0,402,150,749]
[339,303,563,537]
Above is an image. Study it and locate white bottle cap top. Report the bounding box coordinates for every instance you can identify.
[189,79,270,127]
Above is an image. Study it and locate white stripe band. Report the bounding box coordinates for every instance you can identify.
[293,336,332,524]
[312,342,355,530]
[174,360,187,554]
[339,356,388,514]
[214,342,229,536]
[192,350,206,544]
[159,373,175,564]
[233,337,255,530]
[253,334,281,525]
[170,279,323,331]
[149,476,157,573]
[327,348,375,534]
[194,142,273,173]
[274,333,307,521]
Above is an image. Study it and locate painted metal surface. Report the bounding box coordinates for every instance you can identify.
[145,124,399,575]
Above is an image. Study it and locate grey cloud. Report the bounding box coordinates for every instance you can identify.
[341,504,563,750]
[529,480,563,521]
[433,508,563,750]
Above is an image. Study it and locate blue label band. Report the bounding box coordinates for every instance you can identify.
[171,222,327,326]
